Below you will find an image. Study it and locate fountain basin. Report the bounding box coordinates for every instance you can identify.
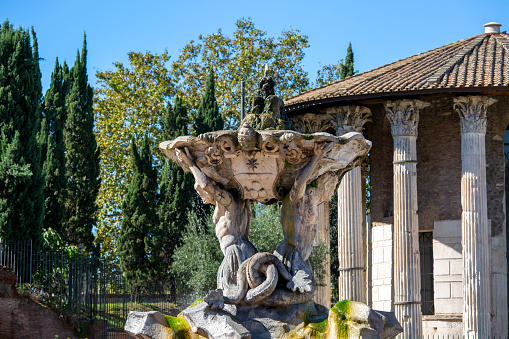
[160,129,371,204]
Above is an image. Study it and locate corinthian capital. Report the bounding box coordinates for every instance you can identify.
[291,113,333,133]
[326,106,372,136]
[384,99,430,137]
[453,96,497,134]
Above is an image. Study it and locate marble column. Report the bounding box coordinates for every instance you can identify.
[328,106,371,303]
[385,99,429,339]
[454,96,496,338]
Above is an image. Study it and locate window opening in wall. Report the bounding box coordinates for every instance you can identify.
[419,231,434,315]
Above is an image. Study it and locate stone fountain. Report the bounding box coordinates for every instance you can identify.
[124,73,403,339]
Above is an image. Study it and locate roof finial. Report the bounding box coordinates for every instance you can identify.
[484,22,501,34]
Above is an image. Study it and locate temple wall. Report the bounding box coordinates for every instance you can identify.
[369,222,393,312]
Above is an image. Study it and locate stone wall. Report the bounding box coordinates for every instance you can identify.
[432,220,463,315]
[370,222,393,312]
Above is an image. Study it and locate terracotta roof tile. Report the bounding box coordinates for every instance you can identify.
[285,33,509,111]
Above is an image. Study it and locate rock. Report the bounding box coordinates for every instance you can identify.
[182,301,328,339]
[124,311,172,339]
[182,301,251,339]
[327,300,403,339]
[376,311,404,339]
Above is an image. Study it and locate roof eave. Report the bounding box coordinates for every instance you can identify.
[285,86,509,115]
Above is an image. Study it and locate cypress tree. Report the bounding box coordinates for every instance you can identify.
[193,70,223,218]
[194,69,223,135]
[0,21,44,242]
[119,136,160,295]
[64,35,100,254]
[340,42,355,79]
[41,59,67,236]
[158,97,194,296]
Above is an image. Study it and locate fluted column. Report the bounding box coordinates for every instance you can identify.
[328,106,371,303]
[454,96,496,338]
[385,99,428,339]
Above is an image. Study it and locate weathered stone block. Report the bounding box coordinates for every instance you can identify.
[434,283,451,299]
[125,311,173,339]
[434,260,450,276]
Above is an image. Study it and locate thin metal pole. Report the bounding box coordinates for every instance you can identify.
[29,239,32,284]
[240,81,245,122]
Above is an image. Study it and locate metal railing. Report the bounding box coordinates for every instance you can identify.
[0,239,194,338]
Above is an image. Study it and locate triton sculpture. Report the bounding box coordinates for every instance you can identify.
[128,71,403,339]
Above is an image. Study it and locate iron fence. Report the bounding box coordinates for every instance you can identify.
[2,240,508,338]
[0,239,196,338]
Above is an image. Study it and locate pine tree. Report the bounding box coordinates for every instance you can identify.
[119,137,161,295]
[0,21,44,242]
[41,59,67,236]
[194,69,223,135]
[340,43,355,79]
[158,97,194,296]
[64,35,100,254]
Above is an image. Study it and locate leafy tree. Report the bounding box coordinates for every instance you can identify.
[171,18,310,129]
[170,212,222,298]
[94,51,173,264]
[40,59,68,236]
[194,69,223,135]
[64,35,100,254]
[158,97,194,295]
[0,21,44,242]
[315,42,356,87]
[249,203,283,253]
[119,137,162,295]
[315,63,342,87]
[340,43,355,79]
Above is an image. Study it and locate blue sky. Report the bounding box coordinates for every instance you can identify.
[4,0,509,92]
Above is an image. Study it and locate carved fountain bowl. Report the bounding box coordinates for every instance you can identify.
[160,130,371,204]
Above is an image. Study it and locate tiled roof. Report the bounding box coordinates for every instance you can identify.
[285,33,509,111]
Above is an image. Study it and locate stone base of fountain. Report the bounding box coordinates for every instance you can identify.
[124,300,403,339]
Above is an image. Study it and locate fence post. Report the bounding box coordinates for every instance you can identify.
[29,239,32,285]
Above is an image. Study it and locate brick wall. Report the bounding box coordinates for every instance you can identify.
[416,98,462,230]
[365,95,507,235]
[0,266,79,339]
[365,103,394,224]
[0,296,78,339]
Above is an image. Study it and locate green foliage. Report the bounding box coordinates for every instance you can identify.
[171,17,310,128]
[250,203,328,286]
[0,20,44,243]
[170,212,222,297]
[42,227,81,257]
[249,203,283,253]
[41,58,68,237]
[315,62,343,87]
[315,42,355,87]
[94,51,173,267]
[158,97,195,284]
[118,137,162,294]
[64,35,100,255]
[340,43,355,80]
[194,69,223,135]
